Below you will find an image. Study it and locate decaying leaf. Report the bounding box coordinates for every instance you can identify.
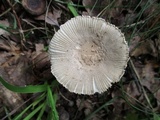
[35,43,44,56]
[0,68,25,112]
[131,40,157,58]
[0,0,160,119]
[131,49,160,109]
[82,0,137,26]
[82,0,103,16]
[0,37,47,119]
[129,36,141,53]
[32,52,52,79]
[35,8,62,26]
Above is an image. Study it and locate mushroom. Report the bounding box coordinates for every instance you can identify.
[49,16,129,95]
[22,0,46,15]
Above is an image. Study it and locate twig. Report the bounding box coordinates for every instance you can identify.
[22,18,47,34]
[123,20,145,28]
[0,2,17,17]
[129,59,153,110]
[6,0,27,50]
[59,91,73,104]
[45,0,52,37]
[1,93,40,120]
[97,0,115,17]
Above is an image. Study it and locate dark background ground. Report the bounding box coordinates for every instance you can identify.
[0,0,160,120]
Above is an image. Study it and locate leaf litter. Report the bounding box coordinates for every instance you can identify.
[0,0,160,119]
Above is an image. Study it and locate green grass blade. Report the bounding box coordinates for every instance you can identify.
[14,0,21,3]
[55,0,84,7]
[13,93,45,120]
[47,86,59,120]
[0,76,47,93]
[37,101,47,120]
[23,103,44,120]
[31,93,46,109]
[154,113,160,120]
[67,1,79,16]
[4,106,12,120]
[13,103,33,120]
[10,13,17,29]
[0,24,11,34]
[51,80,59,88]
[128,0,151,44]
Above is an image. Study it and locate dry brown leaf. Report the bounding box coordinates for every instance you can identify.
[0,39,34,110]
[141,62,160,97]
[0,40,11,51]
[0,38,33,86]
[82,0,122,17]
[0,38,48,113]
[141,62,155,89]
[82,0,102,16]
[35,8,62,26]
[35,43,44,56]
[129,36,141,53]
[0,68,25,112]
[82,0,133,25]
[1,52,35,86]
[32,52,52,79]
[131,40,157,57]
[0,52,12,64]
[82,0,121,16]
[131,58,160,108]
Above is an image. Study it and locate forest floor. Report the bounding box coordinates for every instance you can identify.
[0,0,160,120]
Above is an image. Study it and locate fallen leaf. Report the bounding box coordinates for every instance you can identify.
[32,52,52,79]
[82,0,139,26]
[82,0,102,16]
[129,36,141,53]
[131,40,157,58]
[35,8,62,26]
[0,68,25,112]
[35,43,44,56]
[131,59,160,109]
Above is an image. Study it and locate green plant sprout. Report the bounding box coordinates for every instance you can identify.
[0,76,59,120]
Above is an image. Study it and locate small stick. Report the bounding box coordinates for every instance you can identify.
[7,0,27,50]
[129,59,153,110]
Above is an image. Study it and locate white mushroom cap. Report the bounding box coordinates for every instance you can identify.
[49,16,129,95]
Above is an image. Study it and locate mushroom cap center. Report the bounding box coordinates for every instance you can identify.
[77,40,105,66]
